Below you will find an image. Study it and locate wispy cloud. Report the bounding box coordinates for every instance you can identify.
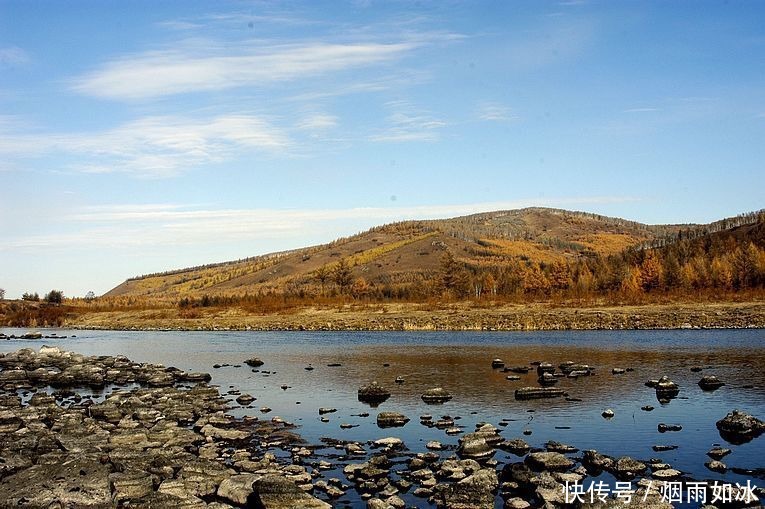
[369,101,447,142]
[4,196,639,251]
[72,41,418,101]
[296,114,338,131]
[504,19,594,70]
[477,102,516,122]
[0,115,289,178]
[0,46,30,67]
[623,107,661,113]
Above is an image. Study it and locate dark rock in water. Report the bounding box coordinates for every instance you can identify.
[235,394,255,405]
[395,376,405,384]
[251,474,331,508]
[514,387,564,400]
[705,460,728,473]
[491,358,505,369]
[327,363,342,367]
[499,438,531,456]
[357,382,391,407]
[698,375,725,391]
[506,375,521,381]
[304,365,314,371]
[654,376,680,399]
[505,366,531,374]
[707,447,731,460]
[457,435,495,460]
[690,366,703,372]
[318,407,336,415]
[20,332,43,340]
[716,410,765,444]
[245,357,264,367]
[641,405,655,411]
[545,441,578,453]
[602,409,615,419]
[582,450,614,474]
[376,412,410,428]
[525,452,574,472]
[421,387,452,404]
[537,373,558,386]
[536,362,555,376]
[652,445,678,452]
[658,423,682,433]
[612,368,626,375]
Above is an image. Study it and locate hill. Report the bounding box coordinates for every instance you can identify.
[104,207,763,301]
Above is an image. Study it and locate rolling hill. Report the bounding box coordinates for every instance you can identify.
[105,207,706,299]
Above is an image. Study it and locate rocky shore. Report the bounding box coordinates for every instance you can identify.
[64,301,765,332]
[1,346,764,508]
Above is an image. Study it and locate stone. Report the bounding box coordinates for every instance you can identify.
[707,447,731,460]
[705,460,728,473]
[436,468,498,509]
[514,387,564,400]
[716,410,765,444]
[602,408,615,418]
[251,474,331,509]
[525,452,574,472]
[613,456,647,480]
[358,382,391,406]
[217,473,261,505]
[654,376,680,399]
[421,387,453,404]
[698,375,725,391]
[376,412,410,428]
[245,357,264,367]
[109,471,154,502]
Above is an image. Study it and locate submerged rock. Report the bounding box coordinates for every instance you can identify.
[514,387,564,400]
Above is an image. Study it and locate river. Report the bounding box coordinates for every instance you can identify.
[1,328,763,508]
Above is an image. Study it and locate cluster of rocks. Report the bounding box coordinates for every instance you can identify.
[1,332,67,340]
[0,346,330,508]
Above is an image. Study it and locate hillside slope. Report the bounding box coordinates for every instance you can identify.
[105,207,690,299]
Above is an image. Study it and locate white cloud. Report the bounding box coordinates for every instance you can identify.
[0,115,289,178]
[0,46,29,67]
[296,114,338,131]
[3,196,639,251]
[369,101,447,142]
[477,102,516,122]
[623,107,661,113]
[72,41,417,100]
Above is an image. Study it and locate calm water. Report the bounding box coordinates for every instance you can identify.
[1,328,763,508]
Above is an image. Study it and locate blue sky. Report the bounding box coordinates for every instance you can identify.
[1,0,763,298]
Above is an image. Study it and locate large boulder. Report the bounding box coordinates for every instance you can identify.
[716,410,765,444]
[358,382,391,406]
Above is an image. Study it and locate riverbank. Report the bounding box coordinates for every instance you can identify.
[64,301,765,331]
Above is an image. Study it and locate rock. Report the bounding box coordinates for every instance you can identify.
[536,362,555,376]
[251,474,331,509]
[654,376,680,399]
[374,437,403,448]
[707,447,731,459]
[499,438,531,456]
[457,435,495,460]
[426,441,443,450]
[358,382,391,406]
[545,441,578,454]
[641,405,655,411]
[525,452,574,472]
[657,423,682,433]
[0,457,112,506]
[537,373,558,386]
[652,468,682,480]
[236,394,255,405]
[395,376,405,384]
[421,387,452,404]
[705,460,728,473]
[514,387,564,400]
[217,473,260,505]
[505,375,520,381]
[492,358,505,369]
[698,375,725,390]
[602,408,615,418]
[716,410,765,444]
[612,368,626,374]
[582,450,614,473]
[505,497,532,508]
[436,468,498,509]
[376,412,410,428]
[245,357,264,367]
[110,471,155,502]
[318,407,336,415]
[613,456,647,480]
[652,445,678,452]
